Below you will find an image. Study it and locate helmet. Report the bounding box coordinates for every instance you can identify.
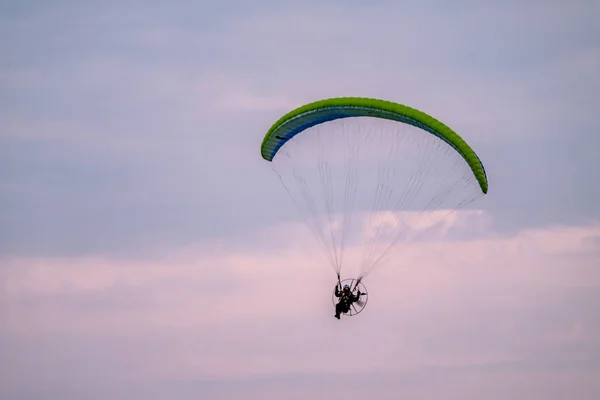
[343,284,350,291]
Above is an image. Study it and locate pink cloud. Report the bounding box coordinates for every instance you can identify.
[2,215,599,384]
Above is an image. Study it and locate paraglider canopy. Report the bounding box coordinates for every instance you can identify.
[261,97,487,193]
[261,96,488,283]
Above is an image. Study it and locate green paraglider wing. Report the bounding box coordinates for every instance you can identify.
[260,97,488,194]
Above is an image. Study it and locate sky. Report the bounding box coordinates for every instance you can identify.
[1,0,599,399]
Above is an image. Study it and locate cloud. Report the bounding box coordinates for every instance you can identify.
[1,213,599,398]
[1,0,598,260]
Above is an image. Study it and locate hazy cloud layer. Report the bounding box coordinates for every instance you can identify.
[1,0,599,256]
[1,213,599,399]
